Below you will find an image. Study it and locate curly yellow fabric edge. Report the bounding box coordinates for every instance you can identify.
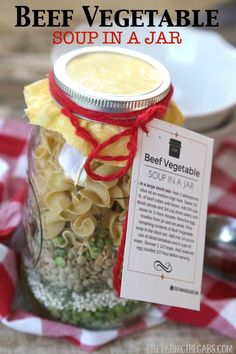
[24,79,184,164]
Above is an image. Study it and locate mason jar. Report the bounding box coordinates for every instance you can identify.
[22,47,184,329]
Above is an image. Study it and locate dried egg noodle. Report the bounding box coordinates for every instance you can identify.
[33,129,133,245]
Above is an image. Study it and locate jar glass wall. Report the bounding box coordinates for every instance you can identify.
[23,126,148,329]
[23,47,184,330]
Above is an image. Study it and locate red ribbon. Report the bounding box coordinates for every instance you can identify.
[48,71,173,295]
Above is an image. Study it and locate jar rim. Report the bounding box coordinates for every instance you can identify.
[53,46,171,114]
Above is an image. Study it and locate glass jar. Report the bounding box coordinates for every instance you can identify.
[22,47,184,329]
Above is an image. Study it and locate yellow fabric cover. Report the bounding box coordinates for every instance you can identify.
[24,78,184,165]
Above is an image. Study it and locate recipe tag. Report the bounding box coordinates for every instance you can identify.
[121,119,213,311]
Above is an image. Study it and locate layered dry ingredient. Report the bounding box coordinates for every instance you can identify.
[24,128,147,328]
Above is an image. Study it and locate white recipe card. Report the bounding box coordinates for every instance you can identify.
[121,119,213,310]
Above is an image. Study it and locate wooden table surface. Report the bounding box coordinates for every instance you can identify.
[1,0,236,353]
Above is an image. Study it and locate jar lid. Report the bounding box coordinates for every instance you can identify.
[53,46,171,114]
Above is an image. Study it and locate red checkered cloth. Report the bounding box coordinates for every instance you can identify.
[1,118,236,352]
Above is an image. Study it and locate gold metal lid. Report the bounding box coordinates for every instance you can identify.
[53,46,171,114]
